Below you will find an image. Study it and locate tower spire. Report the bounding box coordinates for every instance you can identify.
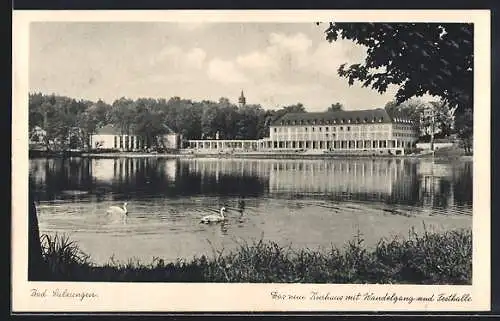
[238,90,246,107]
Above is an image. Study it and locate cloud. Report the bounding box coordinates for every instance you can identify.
[151,45,206,70]
[234,33,367,82]
[307,40,367,76]
[236,51,276,71]
[268,32,313,53]
[185,48,207,69]
[233,32,314,81]
[207,58,248,84]
[205,32,370,106]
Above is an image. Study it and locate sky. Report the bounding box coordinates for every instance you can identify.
[30,22,406,112]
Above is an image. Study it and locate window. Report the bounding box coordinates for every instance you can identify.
[119,136,123,148]
[114,136,117,148]
[312,127,315,132]
[274,128,277,132]
[325,127,329,132]
[305,127,308,132]
[319,127,322,132]
[347,126,351,131]
[340,126,344,131]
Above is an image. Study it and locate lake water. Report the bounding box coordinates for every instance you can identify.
[29,157,472,265]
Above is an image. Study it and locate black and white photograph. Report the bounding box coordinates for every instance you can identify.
[12,10,490,312]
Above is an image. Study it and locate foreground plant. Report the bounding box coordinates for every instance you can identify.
[37,227,472,285]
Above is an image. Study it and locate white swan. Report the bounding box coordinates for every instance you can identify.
[200,207,226,223]
[107,202,128,216]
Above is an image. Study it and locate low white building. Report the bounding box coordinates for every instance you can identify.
[90,124,181,151]
[90,124,145,151]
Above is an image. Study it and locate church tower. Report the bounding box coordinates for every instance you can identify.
[238,90,246,107]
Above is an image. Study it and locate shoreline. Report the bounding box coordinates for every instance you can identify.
[29,151,473,161]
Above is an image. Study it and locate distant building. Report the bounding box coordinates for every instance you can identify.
[238,90,246,107]
[90,124,145,151]
[29,126,48,151]
[90,124,181,151]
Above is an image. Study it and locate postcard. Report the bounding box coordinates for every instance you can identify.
[12,9,490,313]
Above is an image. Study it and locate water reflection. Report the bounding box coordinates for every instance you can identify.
[29,156,472,264]
[30,157,472,211]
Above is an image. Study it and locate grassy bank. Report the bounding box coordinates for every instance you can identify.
[433,146,473,159]
[37,228,471,284]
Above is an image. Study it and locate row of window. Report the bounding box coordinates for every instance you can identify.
[273,133,392,139]
[279,116,390,126]
[269,140,412,149]
[394,132,417,137]
[273,125,394,133]
[394,125,416,131]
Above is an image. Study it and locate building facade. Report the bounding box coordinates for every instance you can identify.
[90,124,181,151]
[90,124,145,151]
[266,108,419,153]
[186,108,419,154]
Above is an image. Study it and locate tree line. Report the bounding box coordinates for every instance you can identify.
[29,92,472,152]
[28,93,312,150]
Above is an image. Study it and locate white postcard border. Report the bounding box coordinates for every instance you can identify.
[12,10,491,312]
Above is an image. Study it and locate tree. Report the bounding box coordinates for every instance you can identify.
[29,188,46,280]
[270,103,307,125]
[110,98,136,135]
[455,108,473,154]
[430,100,455,137]
[282,103,306,114]
[133,101,167,149]
[321,23,473,115]
[327,102,343,112]
[201,102,220,139]
[384,98,426,122]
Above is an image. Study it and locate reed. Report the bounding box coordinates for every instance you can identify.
[37,227,472,284]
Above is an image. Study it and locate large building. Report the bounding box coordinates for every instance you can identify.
[266,108,419,154]
[188,108,419,155]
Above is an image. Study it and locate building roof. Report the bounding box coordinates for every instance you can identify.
[95,124,122,135]
[162,124,176,134]
[272,108,415,126]
[96,124,178,136]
